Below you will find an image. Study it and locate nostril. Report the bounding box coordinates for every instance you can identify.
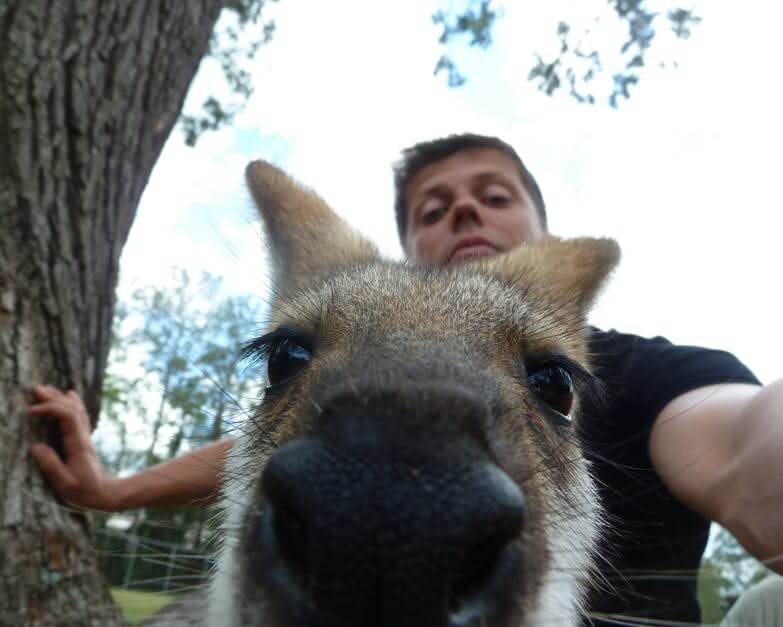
[449,537,516,622]
[451,539,502,607]
[270,499,311,586]
[261,449,313,588]
[449,464,526,623]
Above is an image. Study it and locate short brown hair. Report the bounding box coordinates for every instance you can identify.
[393,133,547,246]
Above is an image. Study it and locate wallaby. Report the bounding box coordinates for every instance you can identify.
[198,160,620,627]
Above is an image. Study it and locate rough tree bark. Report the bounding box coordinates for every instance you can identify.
[0,1,224,624]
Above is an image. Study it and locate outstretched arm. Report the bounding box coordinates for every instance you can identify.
[650,379,783,575]
[28,384,231,512]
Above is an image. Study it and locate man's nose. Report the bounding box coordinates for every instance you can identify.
[450,191,483,230]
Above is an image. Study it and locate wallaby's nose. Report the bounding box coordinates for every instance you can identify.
[253,388,527,627]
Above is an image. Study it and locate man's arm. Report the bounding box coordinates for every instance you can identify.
[649,379,783,574]
[27,384,230,512]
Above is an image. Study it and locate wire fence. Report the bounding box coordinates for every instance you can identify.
[96,514,216,595]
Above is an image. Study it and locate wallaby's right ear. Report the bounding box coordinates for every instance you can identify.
[246,161,378,294]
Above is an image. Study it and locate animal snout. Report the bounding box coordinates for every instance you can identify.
[251,388,527,627]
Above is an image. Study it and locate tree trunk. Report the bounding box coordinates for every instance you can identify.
[0,1,224,624]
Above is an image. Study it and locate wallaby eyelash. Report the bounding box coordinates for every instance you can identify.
[241,328,312,367]
[526,354,607,414]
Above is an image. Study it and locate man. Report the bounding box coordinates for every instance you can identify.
[28,134,782,624]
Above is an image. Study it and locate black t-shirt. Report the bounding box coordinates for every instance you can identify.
[579,328,760,626]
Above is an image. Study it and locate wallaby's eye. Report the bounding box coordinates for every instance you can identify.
[268,338,311,386]
[243,330,312,389]
[528,365,574,422]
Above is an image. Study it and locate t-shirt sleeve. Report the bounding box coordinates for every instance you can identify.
[587,329,761,462]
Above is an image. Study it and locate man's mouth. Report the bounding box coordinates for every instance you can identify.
[447,237,498,264]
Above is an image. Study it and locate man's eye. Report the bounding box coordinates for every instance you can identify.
[421,206,446,225]
[527,366,574,424]
[268,338,311,386]
[484,194,511,207]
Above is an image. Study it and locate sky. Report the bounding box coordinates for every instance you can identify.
[119,0,782,389]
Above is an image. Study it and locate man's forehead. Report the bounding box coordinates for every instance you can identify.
[407,148,521,200]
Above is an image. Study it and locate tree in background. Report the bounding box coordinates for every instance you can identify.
[95,271,261,595]
[122,271,260,466]
[100,302,146,475]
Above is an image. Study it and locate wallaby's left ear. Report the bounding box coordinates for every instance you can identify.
[487,236,620,316]
[246,161,378,293]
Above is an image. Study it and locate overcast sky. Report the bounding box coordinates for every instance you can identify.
[120,0,782,385]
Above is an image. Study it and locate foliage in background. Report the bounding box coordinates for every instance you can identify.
[698,526,773,622]
[432,0,498,88]
[434,0,701,107]
[110,589,174,625]
[95,271,263,593]
[182,0,701,145]
[181,0,278,146]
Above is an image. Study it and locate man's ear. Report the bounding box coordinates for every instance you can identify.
[246,161,378,296]
[486,236,620,318]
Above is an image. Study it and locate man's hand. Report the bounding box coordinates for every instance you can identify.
[27,384,123,512]
[28,384,231,511]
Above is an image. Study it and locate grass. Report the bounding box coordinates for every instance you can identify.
[111,588,175,625]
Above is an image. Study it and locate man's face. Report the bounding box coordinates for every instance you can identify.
[404,148,545,266]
